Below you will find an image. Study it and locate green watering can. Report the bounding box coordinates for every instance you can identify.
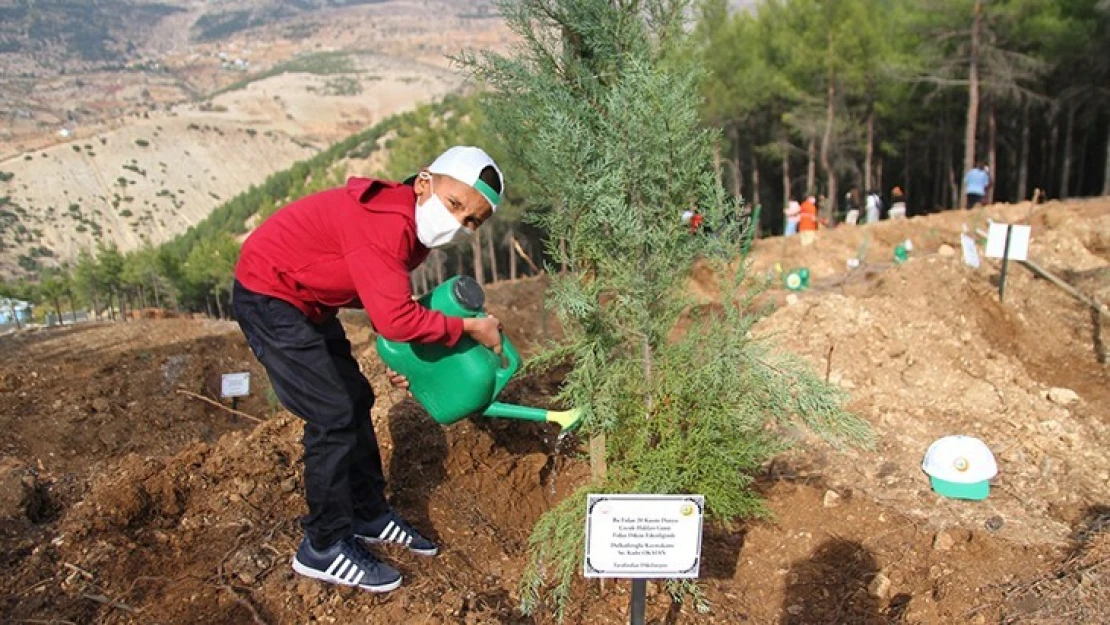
[376,276,582,431]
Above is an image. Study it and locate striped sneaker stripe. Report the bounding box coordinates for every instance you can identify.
[326,555,346,576]
[350,570,364,586]
[380,521,396,540]
[335,560,352,580]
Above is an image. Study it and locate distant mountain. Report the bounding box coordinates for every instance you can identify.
[0,1,188,69]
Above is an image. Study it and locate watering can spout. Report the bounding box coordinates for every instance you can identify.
[482,402,584,432]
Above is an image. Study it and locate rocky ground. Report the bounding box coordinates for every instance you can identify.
[1,199,1107,623]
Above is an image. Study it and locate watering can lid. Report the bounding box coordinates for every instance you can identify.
[452,276,485,312]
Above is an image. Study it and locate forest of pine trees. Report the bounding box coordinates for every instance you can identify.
[2,0,1107,321]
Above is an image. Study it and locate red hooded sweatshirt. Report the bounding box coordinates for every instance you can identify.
[234,177,464,346]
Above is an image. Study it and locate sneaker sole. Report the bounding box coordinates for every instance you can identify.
[359,536,439,557]
[291,558,402,592]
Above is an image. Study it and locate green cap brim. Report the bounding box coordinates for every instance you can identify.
[930,476,990,500]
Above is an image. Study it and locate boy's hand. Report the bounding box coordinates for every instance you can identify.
[385,368,409,389]
[463,315,503,355]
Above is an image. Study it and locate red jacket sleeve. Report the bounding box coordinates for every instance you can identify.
[345,245,464,346]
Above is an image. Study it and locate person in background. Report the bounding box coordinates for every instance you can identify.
[798,195,818,246]
[889,186,907,220]
[865,190,883,224]
[964,162,990,209]
[843,187,861,225]
[783,198,801,236]
[233,146,505,593]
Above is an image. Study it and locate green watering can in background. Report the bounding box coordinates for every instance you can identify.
[376,276,582,431]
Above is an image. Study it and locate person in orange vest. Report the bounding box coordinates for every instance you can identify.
[798,195,818,246]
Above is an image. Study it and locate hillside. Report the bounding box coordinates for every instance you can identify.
[0,0,510,276]
[1,200,1107,623]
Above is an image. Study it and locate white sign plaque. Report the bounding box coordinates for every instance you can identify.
[985,223,1031,261]
[221,372,251,398]
[960,233,981,268]
[584,494,704,579]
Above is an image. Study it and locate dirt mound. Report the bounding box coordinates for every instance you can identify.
[754,209,1109,546]
[748,197,1110,286]
[0,319,273,480]
[4,199,1110,623]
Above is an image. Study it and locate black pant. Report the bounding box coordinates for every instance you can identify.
[966,193,983,209]
[232,281,389,549]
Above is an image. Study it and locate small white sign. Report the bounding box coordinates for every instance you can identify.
[221,372,251,398]
[584,494,704,579]
[985,223,1031,261]
[961,233,981,268]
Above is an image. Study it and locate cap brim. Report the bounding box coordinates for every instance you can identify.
[930,476,990,500]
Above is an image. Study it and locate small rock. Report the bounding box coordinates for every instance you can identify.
[280,477,298,493]
[91,397,111,413]
[868,572,891,599]
[937,244,956,257]
[984,516,1005,532]
[1046,387,1080,405]
[785,293,799,306]
[933,531,955,551]
[823,490,841,508]
[786,605,803,615]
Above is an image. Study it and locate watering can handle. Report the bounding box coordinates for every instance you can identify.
[492,333,521,399]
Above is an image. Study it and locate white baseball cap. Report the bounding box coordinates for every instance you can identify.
[427,146,504,211]
[921,435,998,500]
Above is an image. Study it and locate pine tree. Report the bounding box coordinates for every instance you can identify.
[467,0,873,617]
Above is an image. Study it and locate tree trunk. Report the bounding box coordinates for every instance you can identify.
[1103,124,1110,196]
[106,293,116,321]
[713,141,723,187]
[1017,103,1030,201]
[470,230,485,284]
[1047,107,1059,197]
[961,0,982,209]
[119,290,128,322]
[1061,103,1075,199]
[781,139,791,205]
[903,141,910,215]
[434,250,445,284]
[806,137,816,196]
[730,125,743,200]
[820,54,838,221]
[865,105,874,192]
[486,225,499,283]
[508,226,518,280]
[455,246,465,276]
[53,299,63,326]
[750,150,761,207]
[988,99,997,204]
[949,163,959,210]
[1076,125,1088,197]
[213,290,224,320]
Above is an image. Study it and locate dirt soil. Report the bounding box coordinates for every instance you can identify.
[2,200,1108,624]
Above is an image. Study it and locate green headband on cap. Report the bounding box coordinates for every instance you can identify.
[473,179,501,209]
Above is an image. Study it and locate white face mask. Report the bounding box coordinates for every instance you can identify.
[415,174,471,248]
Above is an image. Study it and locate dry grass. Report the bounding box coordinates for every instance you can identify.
[1002,507,1110,623]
